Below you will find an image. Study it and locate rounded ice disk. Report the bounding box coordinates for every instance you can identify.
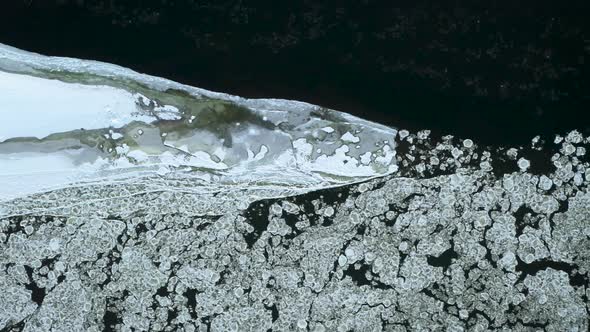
[297,319,308,329]
[517,157,531,171]
[538,175,553,191]
[398,130,410,139]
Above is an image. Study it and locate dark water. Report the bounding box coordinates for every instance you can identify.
[1,0,589,146]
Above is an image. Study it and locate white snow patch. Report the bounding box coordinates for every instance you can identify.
[0,71,155,139]
[341,131,360,143]
[154,105,182,120]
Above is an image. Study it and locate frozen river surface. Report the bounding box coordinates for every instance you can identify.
[0,44,588,331]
